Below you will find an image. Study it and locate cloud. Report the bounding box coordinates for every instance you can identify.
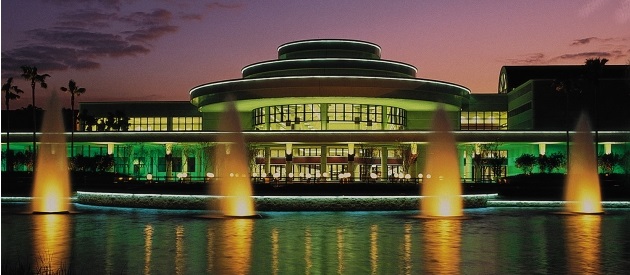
[506,53,547,65]
[42,0,125,11]
[569,36,629,46]
[26,27,151,57]
[1,27,151,76]
[122,9,174,27]
[564,36,630,61]
[124,25,179,42]
[180,13,203,21]
[552,51,618,60]
[207,2,244,10]
[56,10,117,29]
[571,37,600,46]
[505,36,629,65]
[1,1,244,77]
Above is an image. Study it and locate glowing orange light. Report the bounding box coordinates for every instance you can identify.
[421,108,463,217]
[210,100,256,217]
[565,114,602,214]
[32,92,71,213]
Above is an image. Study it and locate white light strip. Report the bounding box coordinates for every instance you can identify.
[241,58,417,75]
[277,39,382,53]
[190,75,471,95]
[75,191,496,200]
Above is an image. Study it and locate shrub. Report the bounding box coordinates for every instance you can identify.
[599,153,621,174]
[515,154,537,174]
[538,153,565,173]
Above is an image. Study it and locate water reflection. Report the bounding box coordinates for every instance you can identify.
[32,214,71,273]
[214,219,253,274]
[143,225,153,275]
[370,224,378,275]
[304,228,312,275]
[271,228,279,275]
[402,223,413,274]
[337,228,345,274]
[4,208,628,274]
[422,219,462,274]
[206,226,215,273]
[565,215,602,274]
[175,225,185,275]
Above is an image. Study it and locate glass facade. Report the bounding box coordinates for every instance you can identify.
[88,116,202,131]
[253,103,404,130]
[461,111,508,130]
[173,117,202,131]
[130,117,168,131]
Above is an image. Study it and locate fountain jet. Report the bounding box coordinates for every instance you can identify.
[564,113,603,214]
[209,99,257,217]
[31,91,71,213]
[420,107,463,217]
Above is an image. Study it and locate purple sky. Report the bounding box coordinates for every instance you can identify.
[2,0,629,109]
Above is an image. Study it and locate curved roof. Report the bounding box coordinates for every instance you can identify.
[242,58,417,78]
[190,39,470,112]
[277,39,382,59]
[190,76,469,112]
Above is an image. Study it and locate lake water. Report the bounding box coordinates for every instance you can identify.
[2,202,629,274]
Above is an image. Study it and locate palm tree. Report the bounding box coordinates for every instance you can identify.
[584,58,608,158]
[61,79,86,156]
[2,77,24,171]
[20,66,50,161]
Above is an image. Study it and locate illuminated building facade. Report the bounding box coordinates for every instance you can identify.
[2,39,629,182]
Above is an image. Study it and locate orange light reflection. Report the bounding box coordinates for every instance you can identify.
[370,224,379,275]
[143,225,153,275]
[32,214,71,274]
[175,225,185,275]
[216,219,253,274]
[565,215,601,274]
[422,219,462,274]
[337,228,345,274]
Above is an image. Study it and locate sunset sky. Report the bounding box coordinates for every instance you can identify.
[2,0,629,109]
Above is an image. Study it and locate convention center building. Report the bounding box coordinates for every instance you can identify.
[2,39,629,183]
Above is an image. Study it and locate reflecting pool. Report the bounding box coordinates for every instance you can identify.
[2,203,629,274]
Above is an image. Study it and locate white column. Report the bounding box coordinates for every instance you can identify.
[320,145,327,181]
[347,143,355,181]
[538,143,546,156]
[285,143,293,181]
[604,143,612,155]
[380,146,388,181]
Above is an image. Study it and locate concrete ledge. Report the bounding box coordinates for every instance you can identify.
[487,200,630,208]
[75,191,495,211]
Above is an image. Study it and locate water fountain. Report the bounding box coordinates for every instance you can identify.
[564,113,603,214]
[420,107,463,217]
[31,91,71,214]
[209,99,258,217]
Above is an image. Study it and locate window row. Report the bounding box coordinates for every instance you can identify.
[253,103,406,130]
[126,117,202,131]
[461,111,508,130]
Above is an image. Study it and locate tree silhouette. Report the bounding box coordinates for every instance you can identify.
[78,109,97,131]
[2,77,24,171]
[61,79,86,156]
[20,66,50,161]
